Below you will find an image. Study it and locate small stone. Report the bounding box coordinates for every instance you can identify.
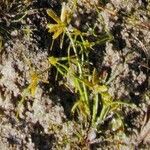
[87,129,96,142]
[11,30,18,37]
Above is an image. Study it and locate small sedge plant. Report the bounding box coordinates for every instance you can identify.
[47,1,136,131]
[17,1,136,134]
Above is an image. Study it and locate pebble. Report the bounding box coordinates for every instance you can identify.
[11,30,18,37]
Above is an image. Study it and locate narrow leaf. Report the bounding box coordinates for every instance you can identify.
[47,9,61,23]
[53,28,64,39]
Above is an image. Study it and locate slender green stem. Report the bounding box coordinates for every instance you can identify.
[92,94,99,127]
[65,28,82,75]
[97,105,110,125]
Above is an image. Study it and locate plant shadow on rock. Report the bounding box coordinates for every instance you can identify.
[111,10,126,52]
[31,121,55,150]
[124,110,141,136]
[127,47,149,104]
[46,69,76,120]
[89,44,106,71]
[36,0,61,9]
